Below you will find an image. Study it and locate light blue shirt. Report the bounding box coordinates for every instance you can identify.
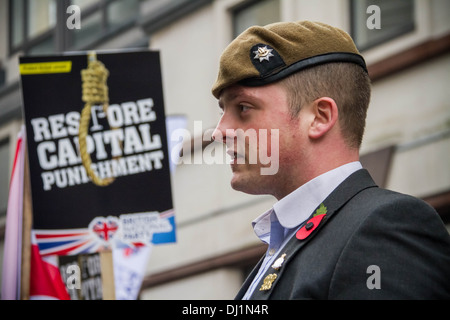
[242,161,363,299]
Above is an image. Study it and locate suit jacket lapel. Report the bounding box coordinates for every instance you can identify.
[248,169,377,300]
[234,254,265,300]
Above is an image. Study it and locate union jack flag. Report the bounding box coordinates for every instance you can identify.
[33,210,175,256]
[33,229,99,256]
[92,218,119,242]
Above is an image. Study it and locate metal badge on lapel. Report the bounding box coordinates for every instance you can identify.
[296,203,327,240]
[260,273,277,291]
[259,253,286,292]
[271,253,286,270]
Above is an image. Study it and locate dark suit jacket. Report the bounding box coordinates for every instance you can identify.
[236,169,450,299]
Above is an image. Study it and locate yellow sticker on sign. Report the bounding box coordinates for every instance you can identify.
[19,61,72,75]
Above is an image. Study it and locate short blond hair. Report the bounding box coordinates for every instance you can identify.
[279,62,371,149]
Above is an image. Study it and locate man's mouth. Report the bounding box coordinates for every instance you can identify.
[226,149,245,164]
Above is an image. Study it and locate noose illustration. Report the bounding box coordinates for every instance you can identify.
[79,51,115,186]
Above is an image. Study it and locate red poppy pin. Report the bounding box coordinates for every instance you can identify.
[296,203,327,240]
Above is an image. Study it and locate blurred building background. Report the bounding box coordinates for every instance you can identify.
[0,0,449,299]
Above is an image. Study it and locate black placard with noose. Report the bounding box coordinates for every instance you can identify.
[19,50,175,255]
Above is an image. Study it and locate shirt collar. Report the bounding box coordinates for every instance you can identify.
[252,161,363,240]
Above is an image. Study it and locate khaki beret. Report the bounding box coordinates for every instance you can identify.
[211,21,367,99]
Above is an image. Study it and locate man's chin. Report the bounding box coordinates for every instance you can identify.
[230,172,266,195]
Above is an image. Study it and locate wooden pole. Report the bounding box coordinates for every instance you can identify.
[100,250,115,300]
[20,144,32,300]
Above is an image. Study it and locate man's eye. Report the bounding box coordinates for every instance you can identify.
[240,105,250,113]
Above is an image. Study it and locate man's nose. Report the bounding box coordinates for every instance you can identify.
[212,114,235,144]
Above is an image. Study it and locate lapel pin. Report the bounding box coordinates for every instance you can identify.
[260,273,277,291]
[314,203,327,216]
[296,203,328,240]
[271,253,286,270]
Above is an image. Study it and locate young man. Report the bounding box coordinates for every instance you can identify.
[211,21,450,299]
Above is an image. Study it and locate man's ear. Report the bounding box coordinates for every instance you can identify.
[308,97,338,140]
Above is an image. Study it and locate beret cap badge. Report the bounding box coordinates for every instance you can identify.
[249,43,286,78]
[253,46,274,62]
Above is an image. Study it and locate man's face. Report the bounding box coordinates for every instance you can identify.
[213,83,308,199]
